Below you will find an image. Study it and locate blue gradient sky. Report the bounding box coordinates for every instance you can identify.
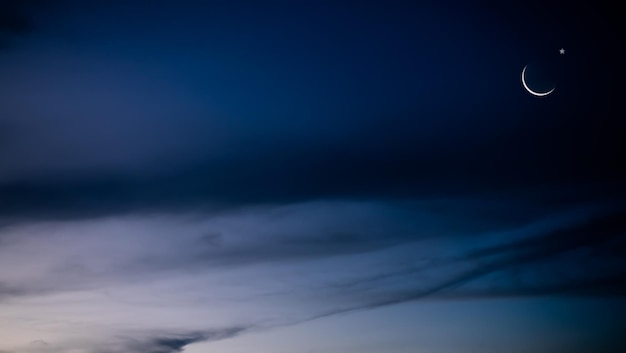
[0,1,624,352]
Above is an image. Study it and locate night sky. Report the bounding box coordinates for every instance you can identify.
[1,1,625,352]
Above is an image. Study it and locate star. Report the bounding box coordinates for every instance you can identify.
[559,48,565,54]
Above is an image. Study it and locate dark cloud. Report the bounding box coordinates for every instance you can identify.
[323,210,626,308]
[15,328,253,353]
[0,281,32,300]
[110,199,596,274]
[462,210,626,262]
[445,210,626,296]
[0,166,623,227]
[97,327,250,353]
[29,340,49,346]
[111,334,214,353]
[188,231,403,268]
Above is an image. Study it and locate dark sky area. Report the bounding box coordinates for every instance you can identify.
[0,0,622,216]
[0,1,624,353]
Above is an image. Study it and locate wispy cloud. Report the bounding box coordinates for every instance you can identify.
[7,327,252,353]
[0,196,624,352]
[94,327,250,353]
[308,209,626,317]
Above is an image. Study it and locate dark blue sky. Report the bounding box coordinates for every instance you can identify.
[0,0,622,216]
[0,1,624,352]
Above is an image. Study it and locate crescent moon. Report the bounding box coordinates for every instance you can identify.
[521,65,555,97]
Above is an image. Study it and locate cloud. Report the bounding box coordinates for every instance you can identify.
[0,281,32,300]
[1,201,624,303]
[6,328,251,353]
[96,327,249,353]
[28,341,48,347]
[0,198,624,352]
[0,200,473,303]
[308,209,626,318]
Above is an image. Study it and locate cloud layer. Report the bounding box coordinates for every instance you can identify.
[1,197,624,352]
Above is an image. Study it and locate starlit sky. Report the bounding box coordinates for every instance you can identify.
[0,1,625,352]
